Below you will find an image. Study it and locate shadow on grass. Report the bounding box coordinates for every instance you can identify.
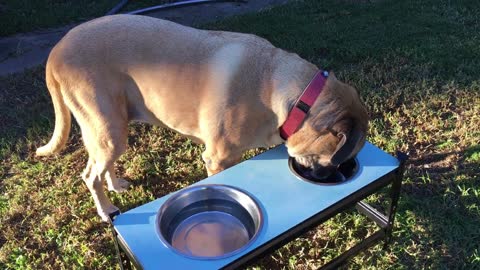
[394,158,480,268]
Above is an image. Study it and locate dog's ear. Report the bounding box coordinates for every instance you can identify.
[331,132,347,165]
[330,119,362,166]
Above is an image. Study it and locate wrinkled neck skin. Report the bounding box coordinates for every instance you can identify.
[270,58,354,156]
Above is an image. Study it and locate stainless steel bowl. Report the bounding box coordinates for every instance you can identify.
[289,157,359,185]
[156,184,263,260]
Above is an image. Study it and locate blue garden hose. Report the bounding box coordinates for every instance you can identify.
[106,0,129,15]
[106,0,247,16]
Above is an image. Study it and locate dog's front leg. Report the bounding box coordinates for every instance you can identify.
[202,144,242,176]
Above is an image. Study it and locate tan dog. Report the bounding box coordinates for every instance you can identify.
[37,15,368,221]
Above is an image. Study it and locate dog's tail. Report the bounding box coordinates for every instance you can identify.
[36,67,71,156]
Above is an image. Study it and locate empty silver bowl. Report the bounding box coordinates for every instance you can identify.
[156,184,263,259]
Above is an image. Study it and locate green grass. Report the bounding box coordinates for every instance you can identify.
[0,0,177,37]
[1,0,480,269]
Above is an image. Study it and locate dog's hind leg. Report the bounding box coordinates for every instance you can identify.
[83,118,128,221]
[72,87,129,221]
[81,158,129,194]
[106,165,130,193]
[81,125,127,221]
[83,161,119,222]
[81,157,94,182]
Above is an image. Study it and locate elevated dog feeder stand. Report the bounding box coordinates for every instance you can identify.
[109,142,406,269]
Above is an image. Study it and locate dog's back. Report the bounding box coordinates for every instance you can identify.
[46,15,305,141]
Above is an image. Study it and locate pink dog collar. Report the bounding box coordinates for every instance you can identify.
[279,70,329,140]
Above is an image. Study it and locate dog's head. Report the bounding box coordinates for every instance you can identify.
[285,73,368,179]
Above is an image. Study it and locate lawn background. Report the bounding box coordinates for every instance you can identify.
[1,0,479,269]
[0,0,176,37]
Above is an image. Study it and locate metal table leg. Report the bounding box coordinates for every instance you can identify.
[109,211,133,270]
[384,151,407,248]
[320,152,407,269]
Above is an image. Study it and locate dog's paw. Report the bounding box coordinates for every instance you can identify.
[98,204,120,222]
[108,178,130,193]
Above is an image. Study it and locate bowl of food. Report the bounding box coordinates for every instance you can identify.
[289,157,359,185]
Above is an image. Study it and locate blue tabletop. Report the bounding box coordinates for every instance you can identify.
[113,142,399,269]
